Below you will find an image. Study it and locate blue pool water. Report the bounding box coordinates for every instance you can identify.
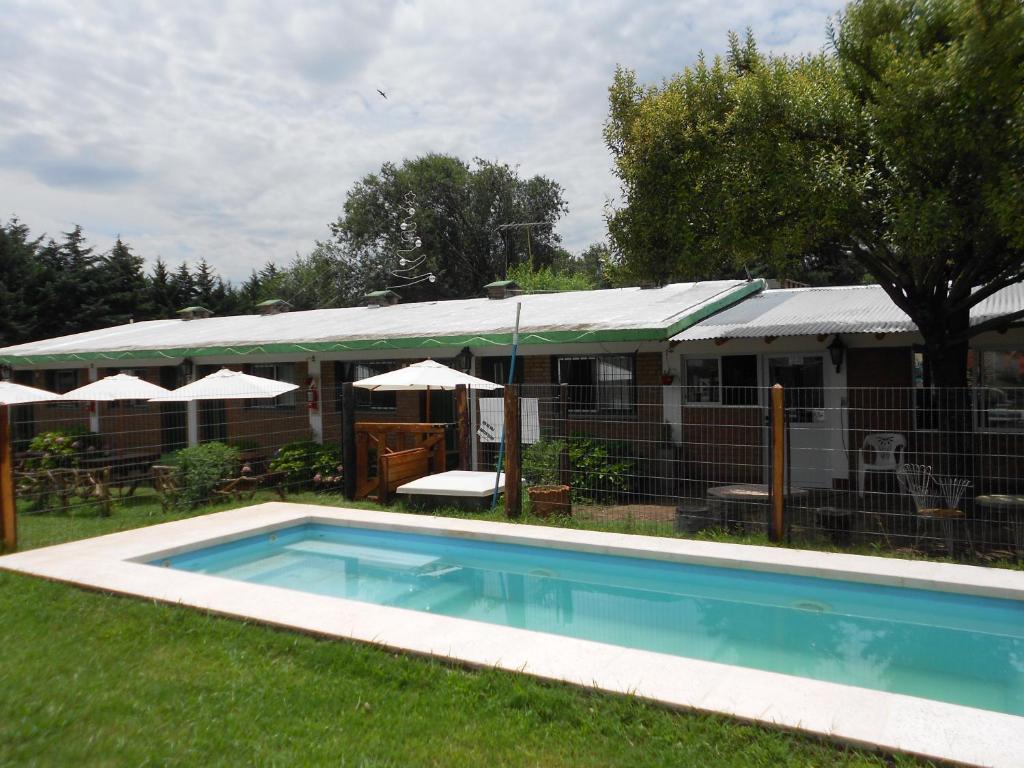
[157,523,1024,715]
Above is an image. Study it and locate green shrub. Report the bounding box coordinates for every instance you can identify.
[164,442,241,509]
[522,439,564,486]
[270,441,342,489]
[567,435,635,503]
[27,427,102,470]
[521,435,636,503]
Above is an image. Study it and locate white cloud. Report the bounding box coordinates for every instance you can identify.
[0,0,840,281]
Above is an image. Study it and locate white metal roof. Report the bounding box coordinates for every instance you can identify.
[0,280,759,364]
[671,283,1024,341]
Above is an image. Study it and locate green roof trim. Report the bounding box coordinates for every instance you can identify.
[0,280,763,365]
[364,290,400,299]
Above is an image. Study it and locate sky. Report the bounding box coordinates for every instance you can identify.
[0,0,842,282]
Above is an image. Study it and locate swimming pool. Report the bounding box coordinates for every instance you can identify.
[161,521,1023,716]
[2,503,1022,766]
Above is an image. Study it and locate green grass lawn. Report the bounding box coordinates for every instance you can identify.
[1,493,931,767]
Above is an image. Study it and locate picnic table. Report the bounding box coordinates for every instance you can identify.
[78,450,160,498]
[14,466,112,515]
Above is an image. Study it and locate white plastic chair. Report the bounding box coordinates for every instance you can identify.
[857,432,906,498]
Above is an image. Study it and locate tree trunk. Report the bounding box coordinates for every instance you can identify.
[919,308,973,489]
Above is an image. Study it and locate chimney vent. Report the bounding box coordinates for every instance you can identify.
[256,298,292,315]
[364,290,401,308]
[483,280,522,300]
[177,306,213,321]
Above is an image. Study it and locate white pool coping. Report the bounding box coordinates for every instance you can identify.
[1,502,1022,768]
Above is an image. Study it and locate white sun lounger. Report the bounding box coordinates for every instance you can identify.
[397,470,506,509]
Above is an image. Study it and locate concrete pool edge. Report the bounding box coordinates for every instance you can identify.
[1,502,1021,768]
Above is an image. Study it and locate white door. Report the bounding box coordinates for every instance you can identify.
[764,354,846,488]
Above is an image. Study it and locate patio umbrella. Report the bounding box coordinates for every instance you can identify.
[62,373,173,401]
[353,359,500,392]
[353,359,500,420]
[0,381,63,405]
[149,367,299,401]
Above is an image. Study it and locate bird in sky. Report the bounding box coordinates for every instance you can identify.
[377,88,387,99]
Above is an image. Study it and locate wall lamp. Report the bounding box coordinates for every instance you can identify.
[827,335,846,373]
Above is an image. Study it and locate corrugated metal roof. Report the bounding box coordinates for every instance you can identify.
[672,283,1024,341]
[0,280,760,364]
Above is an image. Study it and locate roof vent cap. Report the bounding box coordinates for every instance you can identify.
[364,290,401,308]
[483,280,522,300]
[256,298,292,315]
[177,306,213,321]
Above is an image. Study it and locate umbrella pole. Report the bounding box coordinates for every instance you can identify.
[425,385,431,422]
[492,302,522,510]
[1,404,16,551]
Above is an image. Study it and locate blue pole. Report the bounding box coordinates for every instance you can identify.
[492,302,522,510]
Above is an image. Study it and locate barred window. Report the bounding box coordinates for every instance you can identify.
[684,355,758,406]
[335,361,398,411]
[247,363,296,409]
[975,349,1024,431]
[556,355,634,413]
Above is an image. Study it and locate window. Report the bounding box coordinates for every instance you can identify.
[683,358,719,403]
[335,361,398,411]
[44,369,79,408]
[105,368,149,410]
[684,356,758,405]
[721,355,758,406]
[247,363,296,409]
[45,369,78,394]
[556,355,634,413]
[479,356,523,385]
[975,349,1024,430]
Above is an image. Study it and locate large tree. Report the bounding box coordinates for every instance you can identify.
[331,154,568,302]
[0,218,48,346]
[606,0,1024,386]
[100,237,152,326]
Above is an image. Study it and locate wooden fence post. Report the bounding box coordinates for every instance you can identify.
[341,382,357,502]
[504,384,521,518]
[0,404,16,551]
[557,383,570,488]
[770,384,785,542]
[455,384,469,471]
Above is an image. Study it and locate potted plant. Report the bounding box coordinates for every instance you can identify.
[522,439,571,518]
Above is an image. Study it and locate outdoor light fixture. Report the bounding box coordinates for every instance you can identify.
[455,346,473,372]
[828,335,846,373]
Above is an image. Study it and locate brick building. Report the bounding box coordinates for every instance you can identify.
[2,279,1022,493]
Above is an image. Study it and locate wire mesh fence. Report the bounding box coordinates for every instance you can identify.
[4,381,1023,566]
[486,384,1024,564]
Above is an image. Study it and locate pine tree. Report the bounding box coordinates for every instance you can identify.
[0,218,47,344]
[41,225,108,336]
[170,262,194,310]
[149,257,176,318]
[193,258,216,308]
[101,237,151,326]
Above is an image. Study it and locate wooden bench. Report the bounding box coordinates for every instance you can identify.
[379,447,430,505]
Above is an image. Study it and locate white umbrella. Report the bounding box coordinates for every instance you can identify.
[354,359,500,421]
[353,359,501,392]
[63,373,172,401]
[149,367,299,401]
[0,381,63,405]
